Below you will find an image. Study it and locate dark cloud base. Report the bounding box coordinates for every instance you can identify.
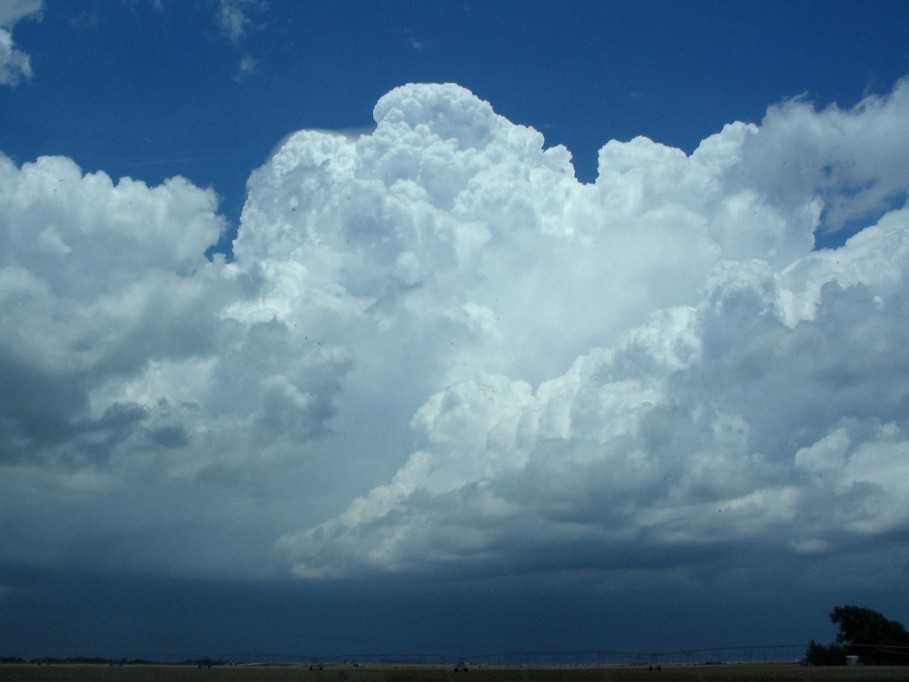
[2,561,903,660]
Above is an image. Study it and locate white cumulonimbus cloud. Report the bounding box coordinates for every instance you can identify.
[267,81,909,580]
[0,0,42,86]
[1,80,908,584]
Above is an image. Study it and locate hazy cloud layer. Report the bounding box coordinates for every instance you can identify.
[0,0,42,86]
[2,80,908,589]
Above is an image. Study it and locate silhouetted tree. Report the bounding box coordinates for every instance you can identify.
[830,605,909,664]
[804,639,847,665]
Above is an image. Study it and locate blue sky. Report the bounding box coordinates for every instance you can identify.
[2,0,909,662]
[4,1,908,249]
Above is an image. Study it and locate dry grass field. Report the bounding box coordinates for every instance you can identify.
[2,664,909,682]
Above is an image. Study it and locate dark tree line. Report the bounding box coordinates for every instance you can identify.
[805,605,909,665]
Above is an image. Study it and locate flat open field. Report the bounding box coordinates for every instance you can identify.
[2,664,909,682]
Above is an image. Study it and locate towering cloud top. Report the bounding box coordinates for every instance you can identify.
[373,83,501,148]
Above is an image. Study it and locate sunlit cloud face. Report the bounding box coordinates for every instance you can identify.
[257,82,909,583]
[1,80,908,592]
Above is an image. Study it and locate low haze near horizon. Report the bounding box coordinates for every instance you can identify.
[2,0,909,660]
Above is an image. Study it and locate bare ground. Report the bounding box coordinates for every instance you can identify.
[3,664,909,682]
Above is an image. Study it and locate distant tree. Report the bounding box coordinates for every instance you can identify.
[804,639,847,666]
[830,605,909,664]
